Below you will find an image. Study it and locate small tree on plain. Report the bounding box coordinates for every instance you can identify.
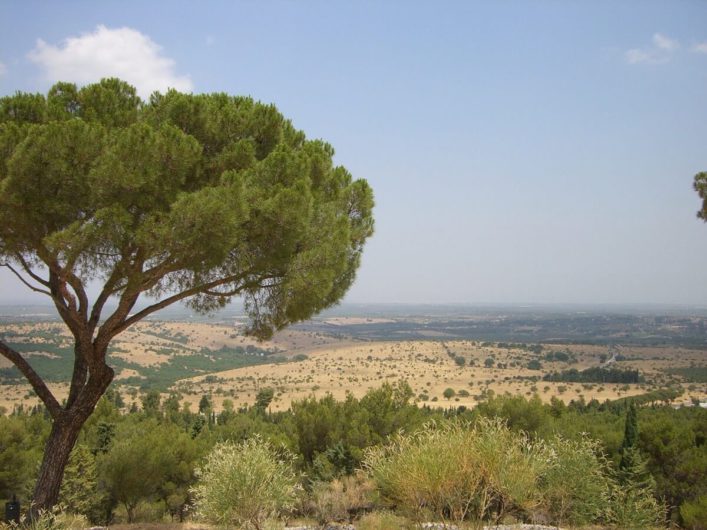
[255,387,275,410]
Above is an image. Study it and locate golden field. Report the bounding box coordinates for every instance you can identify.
[1,319,706,413]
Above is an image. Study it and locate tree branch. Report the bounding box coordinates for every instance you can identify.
[0,263,52,296]
[47,270,86,343]
[93,288,141,354]
[107,272,258,339]
[0,341,62,419]
[88,270,124,333]
[14,254,51,287]
[64,270,89,319]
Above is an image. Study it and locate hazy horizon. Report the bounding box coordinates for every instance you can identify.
[4,300,707,321]
[2,1,707,306]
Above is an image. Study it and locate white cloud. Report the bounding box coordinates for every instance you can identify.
[625,48,657,65]
[28,25,193,99]
[653,33,679,51]
[624,33,680,65]
[692,42,707,54]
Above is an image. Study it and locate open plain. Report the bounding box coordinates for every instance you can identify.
[2,306,706,413]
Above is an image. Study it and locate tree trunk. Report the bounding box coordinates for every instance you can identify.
[31,362,113,516]
[31,414,85,514]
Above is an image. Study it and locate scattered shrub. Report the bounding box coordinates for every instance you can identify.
[527,360,542,370]
[191,436,300,530]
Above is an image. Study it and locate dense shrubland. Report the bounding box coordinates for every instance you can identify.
[0,382,704,528]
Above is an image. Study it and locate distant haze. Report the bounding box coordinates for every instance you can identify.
[1,1,707,305]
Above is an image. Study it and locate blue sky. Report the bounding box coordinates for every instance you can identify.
[1,1,707,305]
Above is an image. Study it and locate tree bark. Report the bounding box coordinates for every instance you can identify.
[30,358,113,516]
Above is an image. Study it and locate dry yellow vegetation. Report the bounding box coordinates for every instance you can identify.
[1,320,705,413]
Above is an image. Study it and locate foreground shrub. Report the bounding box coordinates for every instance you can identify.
[608,484,665,529]
[0,507,88,530]
[364,418,548,523]
[364,421,481,522]
[364,418,655,527]
[540,436,612,526]
[356,510,413,530]
[607,446,665,529]
[681,494,707,530]
[471,416,548,520]
[191,436,300,530]
[310,472,376,523]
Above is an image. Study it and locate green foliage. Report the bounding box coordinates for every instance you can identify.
[609,446,665,529]
[476,394,551,436]
[442,387,455,400]
[544,366,642,383]
[256,387,276,410]
[681,494,707,530]
[3,382,705,527]
[610,387,683,408]
[544,350,573,362]
[290,381,421,474]
[619,403,639,470]
[97,419,200,522]
[191,437,300,530]
[58,445,106,523]
[527,359,542,370]
[540,435,612,526]
[120,345,280,390]
[0,414,47,500]
[608,485,665,529]
[694,170,707,221]
[198,394,212,414]
[665,366,707,383]
[141,389,161,416]
[0,80,373,335]
[638,407,707,516]
[364,419,548,523]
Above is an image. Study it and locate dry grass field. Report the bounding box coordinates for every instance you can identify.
[1,319,706,413]
[176,339,707,412]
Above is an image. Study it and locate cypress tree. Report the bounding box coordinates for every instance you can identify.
[619,403,638,470]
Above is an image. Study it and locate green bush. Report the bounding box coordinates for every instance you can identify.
[363,418,654,527]
[191,436,300,530]
[681,494,707,530]
[539,436,612,526]
[364,418,548,523]
[608,485,665,529]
